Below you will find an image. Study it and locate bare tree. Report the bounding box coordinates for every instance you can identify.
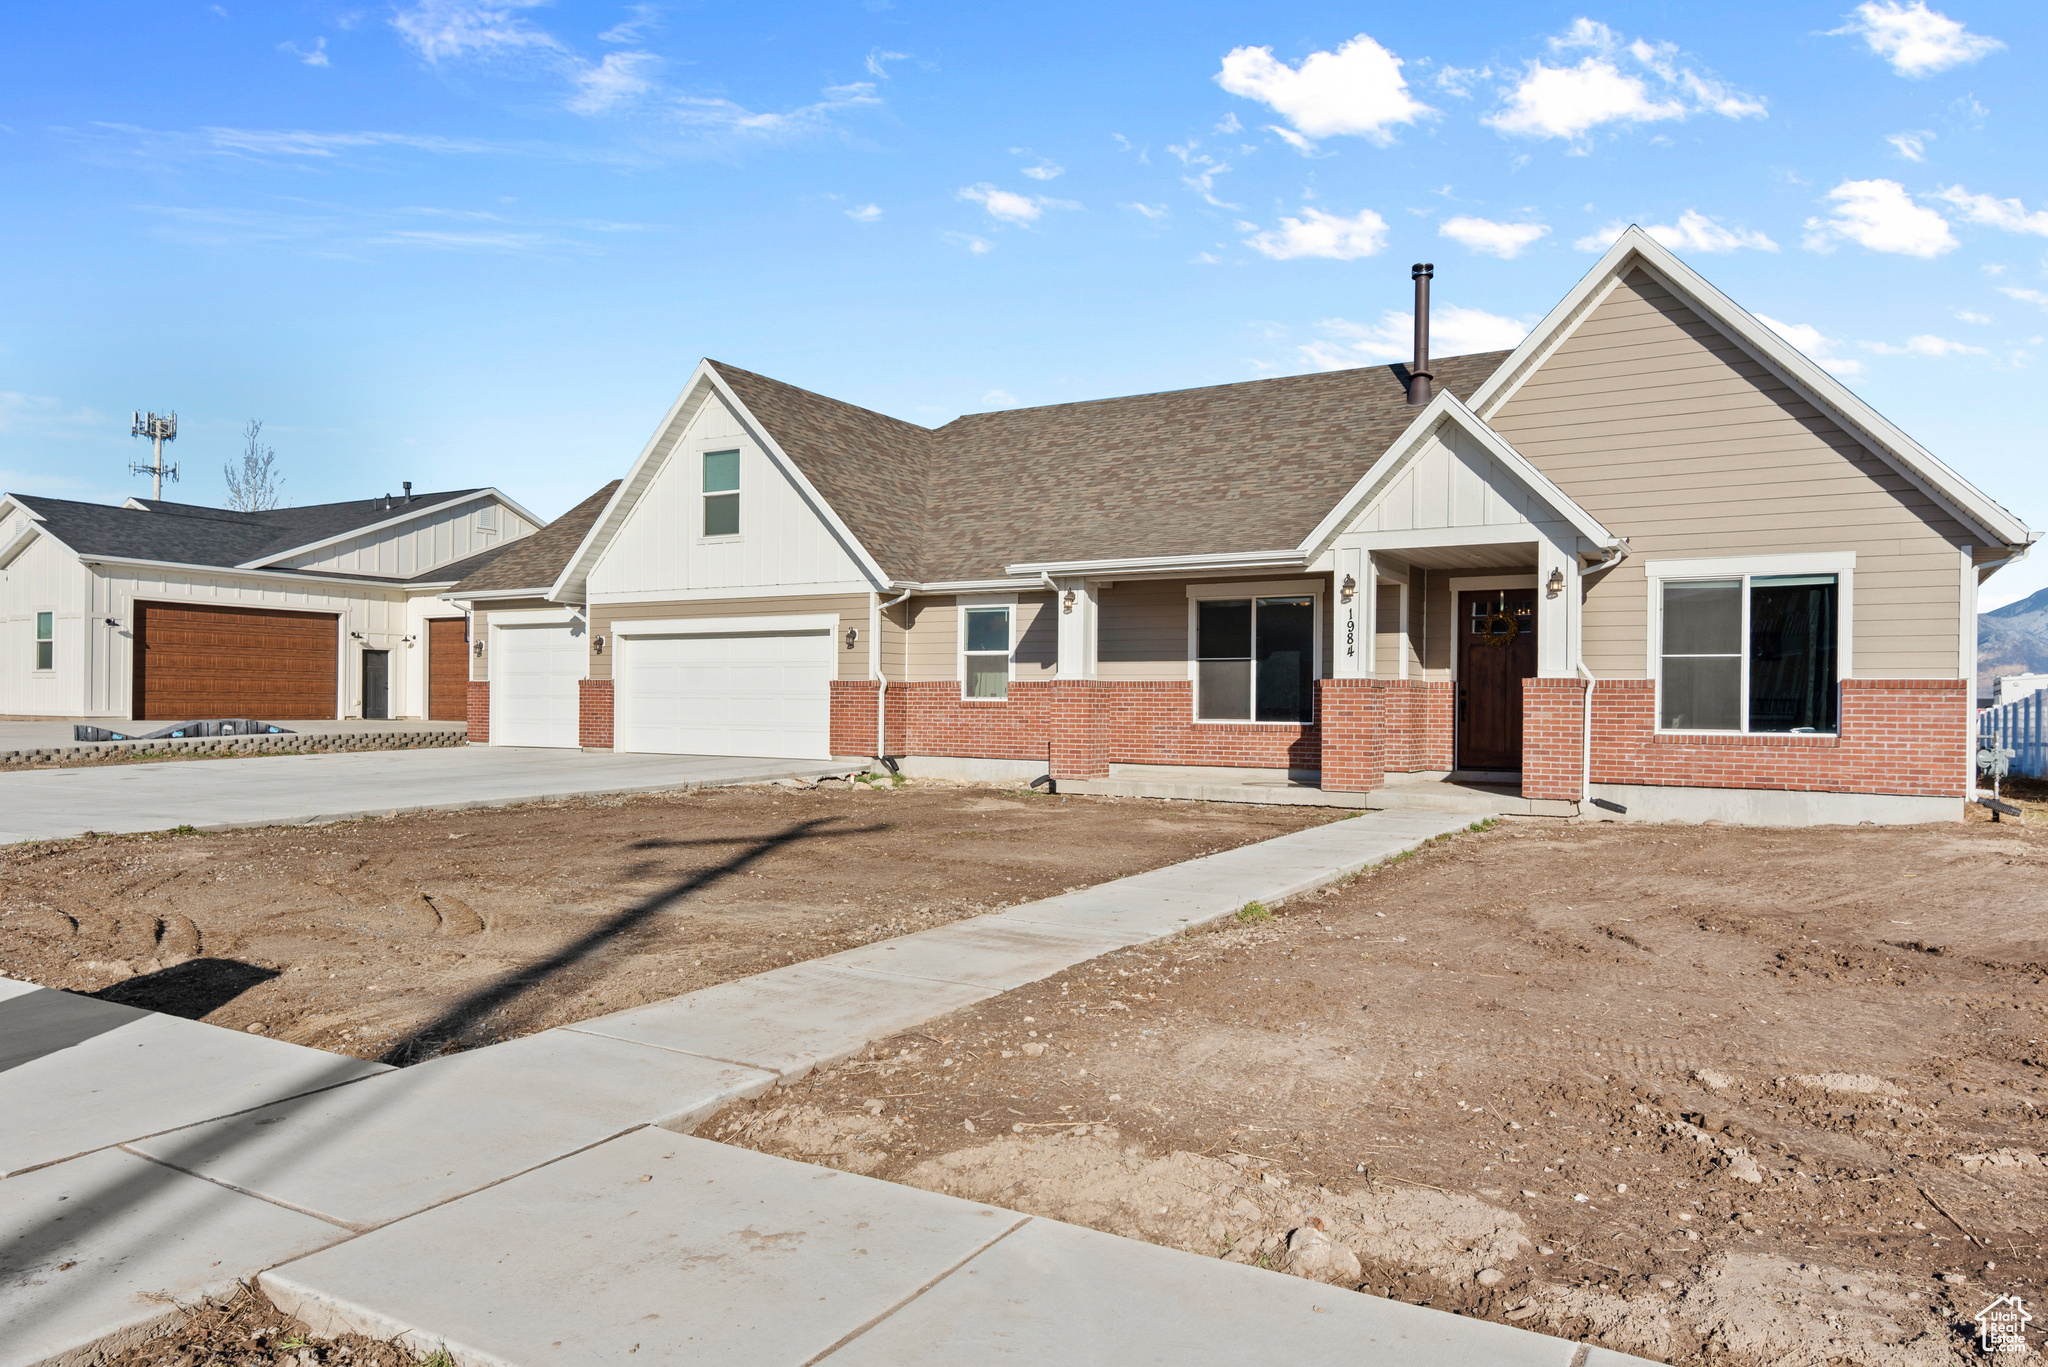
[223,419,285,511]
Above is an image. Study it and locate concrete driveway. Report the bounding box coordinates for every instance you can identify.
[0,747,869,845]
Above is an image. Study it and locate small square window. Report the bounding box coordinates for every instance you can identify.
[35,610,54,671]
[702,450,740,537]
[963,606,1011,699]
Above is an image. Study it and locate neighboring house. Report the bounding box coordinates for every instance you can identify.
[0,486,540,722]
[442,482,620,748]
[473,227,2037,824]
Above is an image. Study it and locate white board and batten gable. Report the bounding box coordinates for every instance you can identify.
[578,369,878,606]
[263,493,539,582]
[1305,392,1619,681]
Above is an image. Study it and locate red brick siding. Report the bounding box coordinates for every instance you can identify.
[1087,681,1320,771]
[829,679,879,757]
[1521,677,1588,801]
[1587,677,1967,798]
[466,680,490,745]
[893,680,1055,764]
[1317,679,1383,792]
[1376,679,1454,773]
[578,679,614,750]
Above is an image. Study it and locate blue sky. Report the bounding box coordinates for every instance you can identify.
[4,1,2045,604]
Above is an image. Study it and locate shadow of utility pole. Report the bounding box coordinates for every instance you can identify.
[377,815,880,1065]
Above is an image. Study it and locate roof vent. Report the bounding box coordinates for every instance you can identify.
[1407,263,1434,406]
[403,481,413,503]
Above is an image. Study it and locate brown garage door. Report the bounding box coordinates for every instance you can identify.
[427,617,470,721]
[133,602,338,721]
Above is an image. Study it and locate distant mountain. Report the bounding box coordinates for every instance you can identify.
[1980,585,2048,697]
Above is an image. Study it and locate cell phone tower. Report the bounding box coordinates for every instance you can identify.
[130,410,180,500]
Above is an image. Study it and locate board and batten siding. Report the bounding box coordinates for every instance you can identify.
[1487,269,1973,680]
[276,498,537,579]
[0,531,85,716]
[585,393,874,603]
[589,595,873,683]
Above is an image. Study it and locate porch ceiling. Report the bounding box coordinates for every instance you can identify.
[1384,543,1538,572]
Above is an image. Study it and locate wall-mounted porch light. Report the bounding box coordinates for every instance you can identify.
[1061,590,1076,614]
[473,640,484,658]
[1545,568,1565,596]
[844,627,859,649]
[1340,573,1357,603]
[592,635,606,654]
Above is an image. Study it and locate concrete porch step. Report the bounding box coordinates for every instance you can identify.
[1369,779,1578,818]
[1058,777,1372,809]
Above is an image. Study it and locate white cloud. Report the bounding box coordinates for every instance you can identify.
[1167,142,1236,209]
[673,82,881,137]
[1999,286,2048,310]
[982,389,1017,406]
[566,51,658,114]
[1485,20,1762,143]
[1299,306,1531,369]
[1438,215,1550,259]
[1832,1,2004,78]
[390,0,560,62]
[1886,130,1932,161]
[958,184,1050,225]
[1861,334,1989,356]
[942,231,993,255]
[1019,160,1063,181]
[1434,64,1490,98]
[1802,179,1956,256]
[1573,210,1776,254]
[1215,33,1433,146]
[1213,112,1241,134]
[1953,309,1992,324]
[1754,314,1866,376]
[598,4,660,44]
[1123,202,1169,221]
[280,37,331,67]
[845,203,881,223]
[1243,207,1389,261]
[864,48,908,78]
[1935,186,2048,236]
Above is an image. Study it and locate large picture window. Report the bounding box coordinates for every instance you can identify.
[1659,574,1838,732]
[1196,595,1315,722]
[702,449,740,537]
[961,604,1012,699]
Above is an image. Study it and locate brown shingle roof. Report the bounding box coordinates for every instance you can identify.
[709,353,1508,584]
[449,480,621,594]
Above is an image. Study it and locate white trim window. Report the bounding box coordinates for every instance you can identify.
[1650,553,1851,734]
[34,610,53,671]
[1188,581,1322,723]
[702,449,741,538]
[960,600,1013,700]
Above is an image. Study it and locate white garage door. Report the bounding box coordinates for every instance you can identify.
[616,629,833,759]
[491,622,583,748]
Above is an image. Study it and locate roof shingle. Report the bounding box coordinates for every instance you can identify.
[448,481,621,594]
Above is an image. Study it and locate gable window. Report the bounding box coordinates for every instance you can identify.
[702,450,740,537]
[961,604,1012,699]
[1195,594,1316,723]
[35,611,53,671]
[1659,573,1840,733]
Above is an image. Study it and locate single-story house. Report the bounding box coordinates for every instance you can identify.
[0,485,540,721]
[472,227,2037,824]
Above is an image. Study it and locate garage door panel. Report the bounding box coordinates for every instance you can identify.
[133,603,339,721]
[490,622,582,748]
[616,630,832,760]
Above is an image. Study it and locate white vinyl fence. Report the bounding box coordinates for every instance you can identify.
[1980,689,2047,780]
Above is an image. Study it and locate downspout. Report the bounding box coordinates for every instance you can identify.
[874,587,912,762]
[1572,541,1629,808]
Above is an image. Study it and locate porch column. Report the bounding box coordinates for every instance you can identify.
[1055,578,1095,679]
[1536,536,1576,678]
[1333,547,1372,679]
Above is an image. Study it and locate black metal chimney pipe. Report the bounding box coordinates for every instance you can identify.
[1407,262,1434,405]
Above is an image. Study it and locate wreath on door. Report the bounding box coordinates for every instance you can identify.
[1478,611,1520,648]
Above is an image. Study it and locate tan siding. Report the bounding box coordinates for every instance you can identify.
[1373,584,1402,680]
[1489,269,1970,680]
[588,593,871,681]
[903,596,957,682]
[1097,575,1335,681]
[1014,593,1057,679]
[1419,569,1453,679]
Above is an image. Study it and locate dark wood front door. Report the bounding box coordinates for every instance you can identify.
[1457,589,1536,771]
[427,618,469,721]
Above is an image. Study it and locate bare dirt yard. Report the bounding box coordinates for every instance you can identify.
[710,811,2048,1366]
[0,779,1324,1064]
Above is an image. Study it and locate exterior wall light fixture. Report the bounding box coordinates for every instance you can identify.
[1061,590,1076,614]
[1340,574,1357,603]
[593,635,606,654]
[844,627,859,649]
[473,640,484,658]
[1546,568,1566,596]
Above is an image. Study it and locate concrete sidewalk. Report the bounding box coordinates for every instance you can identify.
[0,746,869,844]
[2,810,1656,1367]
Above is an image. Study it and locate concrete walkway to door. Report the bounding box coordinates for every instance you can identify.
[0,746,870,845]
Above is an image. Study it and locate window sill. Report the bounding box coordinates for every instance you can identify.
[1190,718,1316,728]
[1651,730,1839,747]
[959,696,1010,704]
